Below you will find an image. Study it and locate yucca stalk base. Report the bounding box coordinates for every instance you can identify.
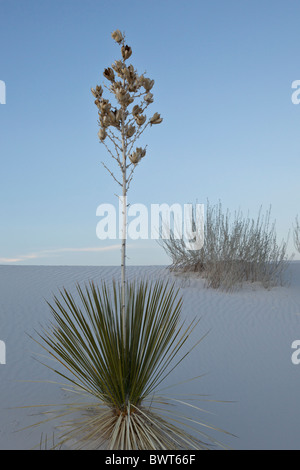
[53,400,211,450]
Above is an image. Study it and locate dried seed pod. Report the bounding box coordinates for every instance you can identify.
[142,78,154,92]
[99,99,111,113]
[144,92,154,104]
[132,105,143,116]
[129,152,139,164]
[91,85,103,99]
[136,74,145,88]
[103,67,115,82]
[123,64,136,82]
[137,147,146,158]
[126,125,136,138]
[129,147,146,164]
[111,29,123,44]
[109,110,118,127]
[102,115,111,128]
[125,95,134,107]
[121,45,132,60]
[128,83,138,93]
[98,128,107,141]
[96,85,103,96]
[150,112,163,125]
[115,88,134,107]
[110,81,123,95]
[94,99,101,109]
[112,60,125,76]
[135,114,147,126]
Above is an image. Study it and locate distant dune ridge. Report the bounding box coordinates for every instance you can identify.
[0,263,300,449]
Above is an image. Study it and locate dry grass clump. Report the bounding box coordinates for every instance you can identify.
[161,201,290,292]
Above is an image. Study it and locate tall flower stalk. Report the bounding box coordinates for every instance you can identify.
[91,30,163,339]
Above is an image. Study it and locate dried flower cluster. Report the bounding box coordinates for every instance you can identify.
[92,29,163,184]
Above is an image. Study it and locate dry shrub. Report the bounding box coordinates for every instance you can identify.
[160,201,290,292]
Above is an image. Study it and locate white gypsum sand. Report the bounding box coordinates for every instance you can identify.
[0,263,300,449]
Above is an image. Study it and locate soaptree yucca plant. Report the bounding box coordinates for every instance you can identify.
[32,30,231,450]
[34,279,230,449]
[91,28,162,336]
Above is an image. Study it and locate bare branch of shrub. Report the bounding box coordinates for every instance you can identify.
[294,216,300,253]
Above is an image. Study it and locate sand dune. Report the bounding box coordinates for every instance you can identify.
[0,263,300,449]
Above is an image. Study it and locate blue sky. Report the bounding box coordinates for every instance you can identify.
[0,0,299,265]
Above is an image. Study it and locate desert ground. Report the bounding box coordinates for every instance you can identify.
[0,262,300,450]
